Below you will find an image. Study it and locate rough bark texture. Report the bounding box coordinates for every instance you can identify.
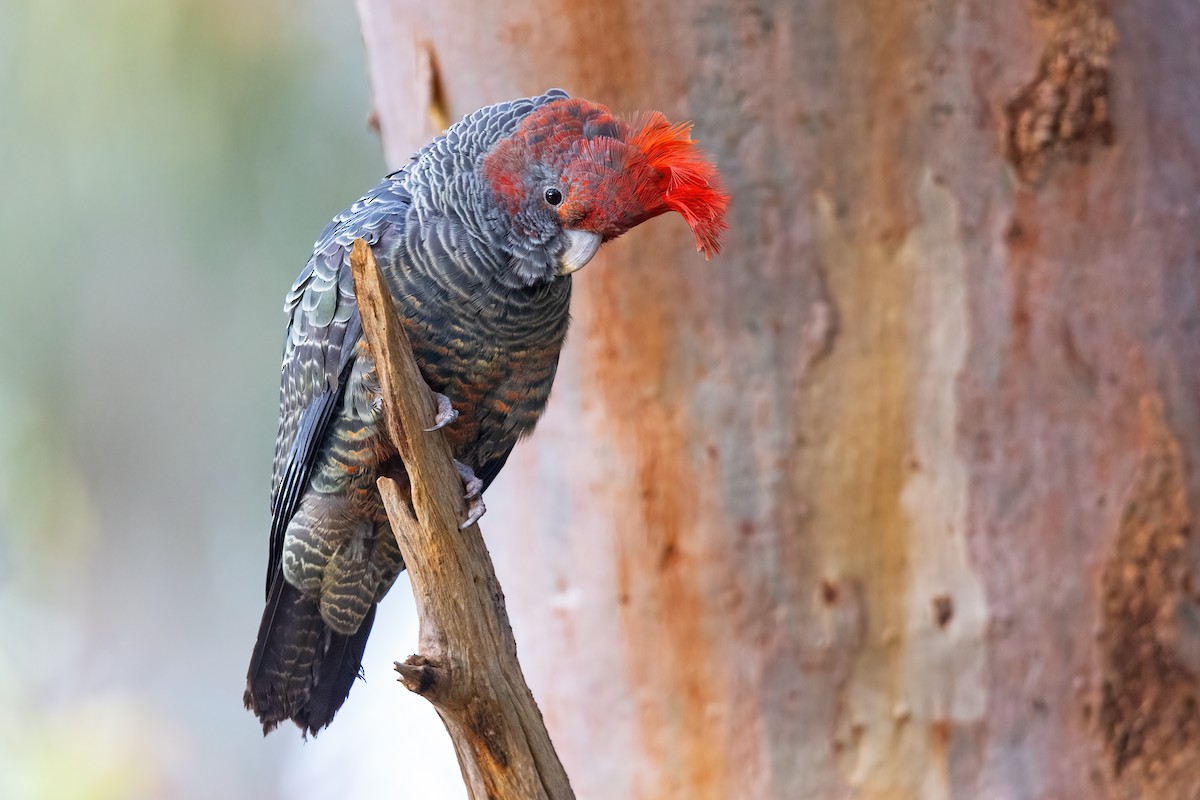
[356,2,1200,798]
[349,240,574,800]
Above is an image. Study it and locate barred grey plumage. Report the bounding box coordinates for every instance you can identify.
[245,88,728,735]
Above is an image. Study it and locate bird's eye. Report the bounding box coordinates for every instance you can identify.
[543,187,563,206]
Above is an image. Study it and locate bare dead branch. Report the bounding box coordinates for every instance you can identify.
[349,238,575,800]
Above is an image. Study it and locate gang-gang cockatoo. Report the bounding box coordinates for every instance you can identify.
[245,89,729,735]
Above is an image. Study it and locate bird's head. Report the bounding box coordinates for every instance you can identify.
[481,97,729,284]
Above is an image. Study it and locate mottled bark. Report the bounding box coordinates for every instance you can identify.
[357,1,1200,798]
[349,241,574,800]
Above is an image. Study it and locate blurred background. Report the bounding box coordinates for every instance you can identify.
[0,1,464,796]
[7,1,1200,799]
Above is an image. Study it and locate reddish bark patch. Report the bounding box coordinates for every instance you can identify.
[581,234,730,799]
[1005,3,1116,184]
[1096,395,1200,795]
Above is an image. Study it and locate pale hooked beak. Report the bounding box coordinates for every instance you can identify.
[560,230,603,274]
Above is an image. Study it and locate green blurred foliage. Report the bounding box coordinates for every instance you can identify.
[0,1,385,796]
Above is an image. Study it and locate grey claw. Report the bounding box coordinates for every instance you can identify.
[454,460,486,528]
[425,392,459,432]
[460,497,486,530]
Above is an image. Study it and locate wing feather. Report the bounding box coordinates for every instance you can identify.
[264,175,411,596]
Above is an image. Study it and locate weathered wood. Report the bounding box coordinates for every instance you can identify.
[348,239,575,800]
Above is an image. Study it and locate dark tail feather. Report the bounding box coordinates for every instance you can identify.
[244,576,376,736]
[307,603,376,730]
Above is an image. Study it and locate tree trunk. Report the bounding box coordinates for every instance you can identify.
[356,1,1200,797]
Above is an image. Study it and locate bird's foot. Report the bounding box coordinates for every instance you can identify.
[454,460,486,529]
[425,392,459,432]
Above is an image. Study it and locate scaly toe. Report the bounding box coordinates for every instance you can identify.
[453,460,486,527]
[455,460,484,500]
[460,496,487,529]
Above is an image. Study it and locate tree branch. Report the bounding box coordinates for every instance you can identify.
[349,239,575,800]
